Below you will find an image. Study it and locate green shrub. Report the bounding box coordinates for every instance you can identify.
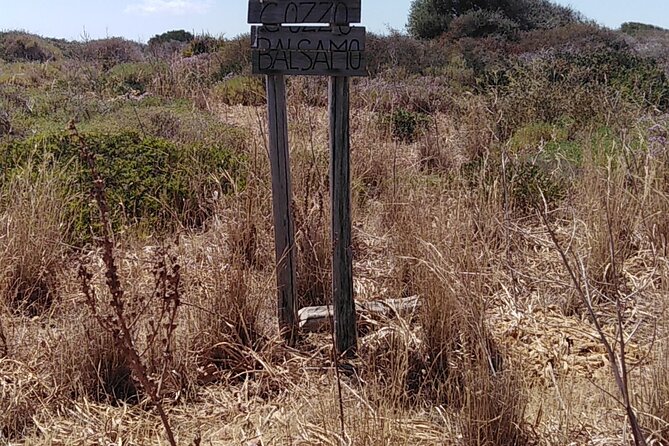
[456,36,512,80]
[509,159,567,211]
[148,30,195,46]
[513,23,627,55]
[448,9,520,39]
[79,38,144,70]
[80,100,249,148]
[211,76,265,106]
[0,130,246,243]
[407,0,581,39]
[407,0,451,39]
[620,22,667,36]
[214,36,252,77]
[463,155,567,213]
[569,50,669,110]
[509,122,565,150]
[489,52,656,139]
[508,121,581,163]
[183,35,221,57]
[366,33,420,76]
[382,108,430,142]
[0,32,61,62]
[104,62,157,96]
[505,0,581,31]
[0,110,11,136]
[587,126,625,162]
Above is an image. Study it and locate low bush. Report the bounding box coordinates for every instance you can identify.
[0,130,246,243]
[620,21,667,36]
[104,62,158,96]
[382,108,431,143]
[448,9,521,39]
[512,22,627,55]
[408,0,581,40]
[211,76,265,106]
[0,109,11,136]
[79,38,144,69]
[508,120,581,163]
[183,35,221,57]
[365,32,434,76]
[456,35,512,80]
[80,100,249,148]
[509,159,567,211]
[462,154,567,214]
[148,29,194,47]
[489,56,635,138]
[214,35,252,77]
[569,50,669,111]
[506,0,582,31]
[355,76,457,114]
[0,32,61,62]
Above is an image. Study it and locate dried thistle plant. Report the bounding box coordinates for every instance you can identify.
[70,122,180,446]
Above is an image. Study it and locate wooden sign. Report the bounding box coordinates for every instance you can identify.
[248,0,361,25]
[252,25,366,51]
[251,25,366,76]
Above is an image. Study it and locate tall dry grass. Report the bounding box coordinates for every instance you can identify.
[646,337,669,443]
[0,157,72,316]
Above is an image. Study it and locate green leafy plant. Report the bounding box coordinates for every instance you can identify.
[104,63,158,96]
[0,130,245,243]
[382,108,430,143]
[183,35,221,57]
[79,38,144,70]
[509,160,566,211]
[0,32,61,62]
[148,29,195,46]
[211,76,265,106]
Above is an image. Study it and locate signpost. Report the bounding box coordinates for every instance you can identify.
[248,0,366,354]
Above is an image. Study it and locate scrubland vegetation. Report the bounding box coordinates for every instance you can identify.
[1,1,669,444]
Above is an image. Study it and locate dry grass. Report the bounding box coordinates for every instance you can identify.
[0,158,72,316]
[1,77,669,446]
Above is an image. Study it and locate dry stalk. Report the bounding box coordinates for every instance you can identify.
[325,303,347,444]
[69,122,180,446]
[0,316,7,358]
[539,193,647,446]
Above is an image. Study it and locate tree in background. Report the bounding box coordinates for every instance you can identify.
[407,0,581,39]
[148,30,195,47]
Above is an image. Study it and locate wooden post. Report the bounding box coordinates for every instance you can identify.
[329,75,357,355]
[266,74,298,344]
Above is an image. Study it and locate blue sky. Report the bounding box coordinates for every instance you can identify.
[0,0,667,42]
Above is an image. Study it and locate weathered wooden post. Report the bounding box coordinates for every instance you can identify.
[248,0,366,352]
[330,75,356,354]
[265,73,298,344]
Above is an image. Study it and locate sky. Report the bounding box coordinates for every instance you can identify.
[0,0,667,43]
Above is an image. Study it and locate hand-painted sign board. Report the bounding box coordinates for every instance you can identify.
[248,0,362,25]
[251,25,366,76]
[252,49,366,76]
[251,25,366,51]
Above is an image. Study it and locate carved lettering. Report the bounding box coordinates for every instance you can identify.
[248,0,361,25]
